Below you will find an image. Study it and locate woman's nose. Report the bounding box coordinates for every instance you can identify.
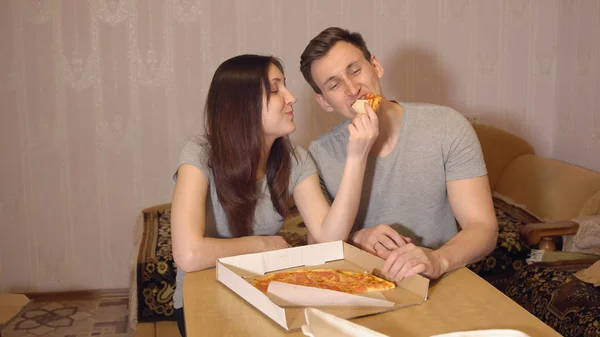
[286,91,297,105]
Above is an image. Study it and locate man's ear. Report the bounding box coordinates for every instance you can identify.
[315,94,334,112]
[371,56,384,79]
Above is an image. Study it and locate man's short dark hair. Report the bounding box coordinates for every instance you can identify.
[300,27,372,94]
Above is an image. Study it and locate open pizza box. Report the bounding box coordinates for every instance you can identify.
[216,240,429,331]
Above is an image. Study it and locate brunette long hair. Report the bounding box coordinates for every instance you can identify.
[205,54,293,237]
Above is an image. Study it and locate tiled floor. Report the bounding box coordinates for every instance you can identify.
[1,296,129,337]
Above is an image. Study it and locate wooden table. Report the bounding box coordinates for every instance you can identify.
[184,267,561,337]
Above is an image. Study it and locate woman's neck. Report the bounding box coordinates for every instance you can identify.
[257,138,274,180]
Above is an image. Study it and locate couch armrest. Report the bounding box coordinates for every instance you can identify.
[141,203,172,214]
[521,221,579,251]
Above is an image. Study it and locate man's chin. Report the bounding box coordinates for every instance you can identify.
[345,111,359,120]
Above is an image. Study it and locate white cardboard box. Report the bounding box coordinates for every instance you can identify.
[216,241,429,330]
[301,308,390,337]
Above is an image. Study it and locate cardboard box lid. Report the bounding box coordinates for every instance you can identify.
[301,308,390,337]
[0,294,30,325]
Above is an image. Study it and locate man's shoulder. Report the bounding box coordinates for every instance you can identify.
[402,102,460,118]
[402,102,468,129]
[309,120,350,153]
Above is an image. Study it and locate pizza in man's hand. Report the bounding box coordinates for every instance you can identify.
[352,93,382,114]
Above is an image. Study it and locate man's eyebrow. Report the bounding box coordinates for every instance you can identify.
[323,75,338,87]
[323,61,360,86]
[346,61,360,70]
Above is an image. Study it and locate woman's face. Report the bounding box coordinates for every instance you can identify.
[262,63,297,141]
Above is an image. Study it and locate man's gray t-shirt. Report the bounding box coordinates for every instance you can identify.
[172,137,316,309]
[309,102,487,249]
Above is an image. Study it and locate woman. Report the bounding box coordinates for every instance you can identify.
[171,54,378,336]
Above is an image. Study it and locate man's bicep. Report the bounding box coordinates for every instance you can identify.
[446,176,496,231]
[444,111,487,181]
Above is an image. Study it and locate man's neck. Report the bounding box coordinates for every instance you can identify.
[370,99,403,157]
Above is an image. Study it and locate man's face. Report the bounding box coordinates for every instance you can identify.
[310,41,384,119]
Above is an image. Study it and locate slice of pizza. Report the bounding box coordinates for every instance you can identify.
[351,93,382,114]
[250,268,395,294]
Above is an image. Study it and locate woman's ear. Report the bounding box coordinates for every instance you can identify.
[315,94,334,113]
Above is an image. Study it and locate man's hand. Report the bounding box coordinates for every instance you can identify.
[351,224,411,256]
[381,244,449,282]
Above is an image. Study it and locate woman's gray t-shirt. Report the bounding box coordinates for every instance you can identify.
[172,137,316,308]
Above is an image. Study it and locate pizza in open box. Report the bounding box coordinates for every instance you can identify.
[251,268,395,294]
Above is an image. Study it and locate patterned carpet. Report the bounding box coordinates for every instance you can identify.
[1,296,129,337]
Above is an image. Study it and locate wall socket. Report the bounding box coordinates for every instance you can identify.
[464,115,480,124]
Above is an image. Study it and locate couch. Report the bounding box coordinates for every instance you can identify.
[130,124,600,336]
[469,124,600,337]
[467,125,600,287]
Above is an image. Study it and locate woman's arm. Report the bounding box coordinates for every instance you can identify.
[293,105,378,243]
[171,164,289,272]
[292,157,367,243]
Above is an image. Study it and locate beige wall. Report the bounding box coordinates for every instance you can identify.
[553,0,600,170]
[0,0,598,292]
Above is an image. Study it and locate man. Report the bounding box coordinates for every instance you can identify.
[300,27,498,282]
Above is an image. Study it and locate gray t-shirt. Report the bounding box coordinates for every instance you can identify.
[172,137,316,308]
[309,102,487,249]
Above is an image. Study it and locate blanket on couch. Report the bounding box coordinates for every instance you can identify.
[133,206,307,322]
[133,197,538,322]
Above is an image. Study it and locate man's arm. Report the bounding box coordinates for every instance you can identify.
[436,175,498,272]
[380,175,497,281]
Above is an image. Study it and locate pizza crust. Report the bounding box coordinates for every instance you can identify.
[351,93,382,114]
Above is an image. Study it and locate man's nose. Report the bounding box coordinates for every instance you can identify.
[344,78,360,96]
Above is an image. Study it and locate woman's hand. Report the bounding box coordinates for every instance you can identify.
[346,103,379,161]
[261,235,291,252]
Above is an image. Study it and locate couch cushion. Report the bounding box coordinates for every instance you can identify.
[136,207,177,322]
[473,124,534,192]
[134,205,308,322]
[495,154,600,221]
[136,197,541,321]
[505,262,600,337]
[467,197,540,292]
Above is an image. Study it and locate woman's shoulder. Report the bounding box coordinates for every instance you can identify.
[178,135,210,168]
[182,135,209,154]
[289,143,310,163]
[288,142,317,186]
[290,143,307,155]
